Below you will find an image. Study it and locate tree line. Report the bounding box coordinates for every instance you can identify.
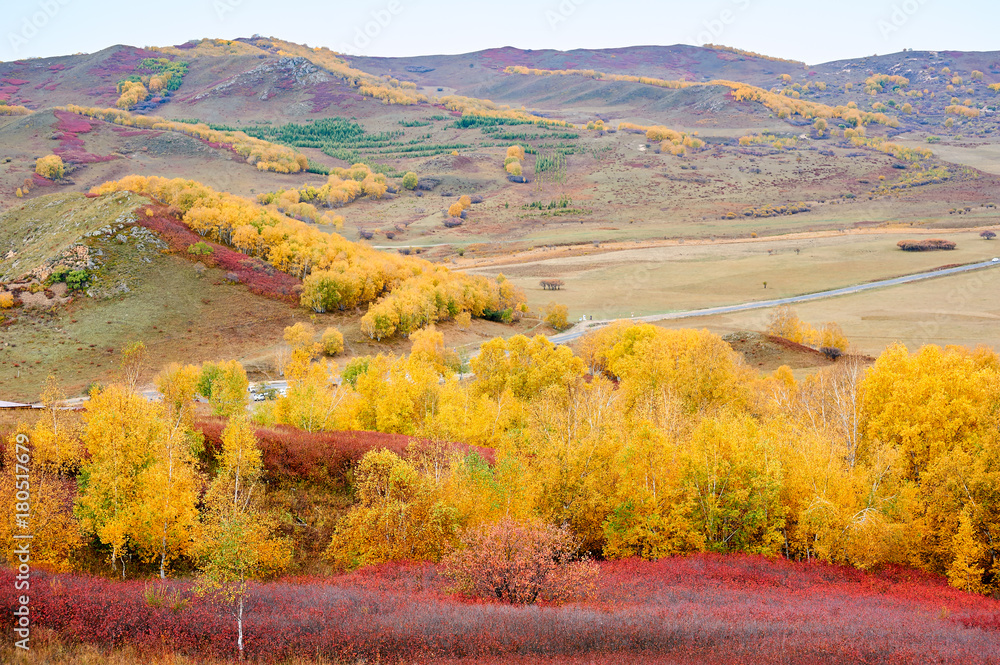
[90,176,526,339]
[4,320,999,597]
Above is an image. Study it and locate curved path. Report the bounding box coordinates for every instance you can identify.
[12,259,999,407]
[549,258,1000,345]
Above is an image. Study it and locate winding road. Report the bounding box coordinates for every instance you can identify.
[548,258,1000,345]
[9,258,999,407]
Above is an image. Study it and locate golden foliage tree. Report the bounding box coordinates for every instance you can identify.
[325,449,457,569]
[195,416,291,661]
[321,327,344,356]
[544,302,570,331]
[76,384,169,576]
[0,378,84,571]
[199,360,250,418]
[136,372,202,578]
[35,155,64,180]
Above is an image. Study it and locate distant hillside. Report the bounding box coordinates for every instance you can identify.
[4,41,998,131]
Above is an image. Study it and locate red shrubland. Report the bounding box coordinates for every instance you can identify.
[4,554,999,663]
[138,207,301,301]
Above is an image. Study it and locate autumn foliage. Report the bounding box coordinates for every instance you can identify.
[897,238,958,251]
[194,418,492,490]
[508,66,901,128]
[0,103,32,116]
[137,207,302,300]
[4,554,1000,663]
[35,154,64,180]
[94,177,524,338]
[766,306,850,353]
[5,316,1000,659]
[63,105,309,173]
[442,518,598,604]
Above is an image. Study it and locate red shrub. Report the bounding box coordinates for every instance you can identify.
[137,208,301,301]
[194,418,493,488]
[51,110,117,164]
[442,518,598,604]
[4,555,1000,663]
[54,110,94,134]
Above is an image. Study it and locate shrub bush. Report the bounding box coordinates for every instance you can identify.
[321,327,344,356]
[897,239,957,251]
[139,209,300,300]
[820,346,843,360]
[4,555,1000,663]
[442,518,598,604]
[35,154,64,180]
[194,418,493,489]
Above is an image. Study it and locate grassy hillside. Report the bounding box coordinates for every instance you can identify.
[0,193,301,400]
[0,37,998,396]
[0,191,144,282]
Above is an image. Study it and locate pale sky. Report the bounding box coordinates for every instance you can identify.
[3,0,998,65]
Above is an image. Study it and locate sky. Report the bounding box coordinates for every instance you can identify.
[3,0,998,65]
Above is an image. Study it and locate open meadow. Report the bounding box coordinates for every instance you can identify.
[467,229,1000,322]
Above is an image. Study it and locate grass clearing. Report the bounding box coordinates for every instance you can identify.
[651,265,1000,357]
[0,192,145,281]
[470,230,1000,321]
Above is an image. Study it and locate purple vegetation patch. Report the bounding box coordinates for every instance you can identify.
[86,47,160,95]
[307,81,363,113]
[54,111,93,134]
[111,126,156,137]
[51,110,118,164]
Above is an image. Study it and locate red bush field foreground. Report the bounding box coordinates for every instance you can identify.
[3,554,999,664]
